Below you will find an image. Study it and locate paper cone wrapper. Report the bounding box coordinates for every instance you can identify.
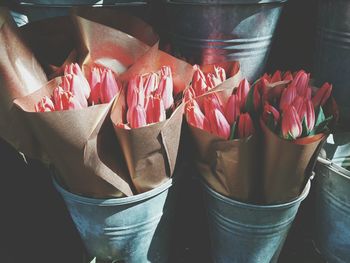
[190,125,259,203]
[0,7,47,155]
[14,78,133,198]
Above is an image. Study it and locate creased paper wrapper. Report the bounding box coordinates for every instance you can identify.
[14,78,133,198]
[111,48,194,194]
[0,8,47,156]
[12,11,159,198]
[261,89,339,204]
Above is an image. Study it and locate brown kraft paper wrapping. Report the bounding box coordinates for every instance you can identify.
[0,7,47,156]
[261,120,325,204]
[190,126,258,203]
[14,78,133,198]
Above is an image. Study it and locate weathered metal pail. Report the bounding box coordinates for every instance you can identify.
[12,1,148,23]
[164,0,287,82]
[202,179,311,263]
[314,158,350,263]
[53,177,175,262]
[313,0,350,124]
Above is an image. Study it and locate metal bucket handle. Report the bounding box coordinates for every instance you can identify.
[317,156,350,178]
[165,0,287,5]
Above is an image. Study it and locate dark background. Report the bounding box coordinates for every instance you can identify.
[0,0,324,262]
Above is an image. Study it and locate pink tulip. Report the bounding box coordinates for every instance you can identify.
[312,82,332,108]
[35,96,55,112]
[88,67,102,105]
[263,103,280,126]
[157,66,174,110]
[292,70,310,97]
[192,65,208,96]
[99,69,121,104]
[238,113,255,138]
[64,63,90,100]
[280,84,297,110]
[61,74,88,108]
[225,94,240,125]
[281,106,302,139]
[146,95,166,124]
[283,71,293,81]
[262,73,271,83]
[271,70,282,83]
[292,96,305,115]
[205,73,217,89]
[203,94,223,116]
[183,87,195,102]
[236,79,250,110]
[53,86,83,111]
[186,100,210,132]
[214,65,226,83]
[208,108,231,139]
[299,99,315,132]
[128,104,147,128]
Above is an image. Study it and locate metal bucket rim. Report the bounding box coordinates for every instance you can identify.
[52,177,173,206]
[201,179,311,210]
[17,2,147,7]
[317,159,350,179]
[165,0,287,6]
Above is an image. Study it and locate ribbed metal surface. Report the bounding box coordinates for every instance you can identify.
[314,162,350,263]
[164,0,285,81]
[53,178,175,262]
[313,0,350,124]
[202,180,310,263]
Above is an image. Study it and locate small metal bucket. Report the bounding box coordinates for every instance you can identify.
[12,1,149,23]
[313,0,350,123]
[202,179,311,263]
[314,158,350,263]
[163,0,287,81]
[53,177,175,262]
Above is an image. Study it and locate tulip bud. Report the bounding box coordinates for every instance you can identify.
[292,96,305,115]
[271,70,282,83]
[61,74,88,108]
[35,96,55,112]
[238,113,255,138]
[64,63,90,99]
[292,70,310,97]
[146,95,166,124]
[280,85,297,110]
[262,73,271,83]
[208,108,231,139]
[312,82,332,108]
[128,104,147,128]
[53,86,83,111]
[127,77,139,108]
[144,72,159,97]
[300,99,315,132]
[100,69,121,104]
[203,93,223,116]
[192,65,208,96]
[283,71,293,81]
[237,79,250,110]
[157,66,174,110]
[183,87,195,102]
[186,100,210,132]
[88,67,102,105]
[281,106,302,140]
[214,65,226,83]
[225,94,240,125]
[263,103,280,127]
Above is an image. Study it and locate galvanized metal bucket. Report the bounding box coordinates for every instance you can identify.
[313,0,350,124]
[164,0,287,81]
[202,179,311,263]
[314,157,350,263]
[53,177,175,262]
[12,1,148,23]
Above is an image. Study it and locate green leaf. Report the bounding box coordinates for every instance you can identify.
[315,106,326,127]
[310,106,332,135]
[245,83,256,113]
[301,116,309,137]
[229,121,237,140]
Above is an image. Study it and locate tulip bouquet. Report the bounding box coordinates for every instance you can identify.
[185,78,259,202]
[255,70,337,203]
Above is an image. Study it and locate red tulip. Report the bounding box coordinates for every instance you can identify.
[225,94,240,125]
[283,71,293,81]
[312,82,332,108]
[271,70,282,83]
[203,93,223,116]
[64,63,90,100]
[291,70,310,97]
[35,96,55,112]
[99,69,121,104]
[183,87,195,102]
[186,100,210,132]
[88,67,102,105]
[263,103,280,126]
[292,96,305,115]
[128,104,147,128]
[53,86,83,111]
[281,106,302,139]
[157,66,174,110]
[127,76,140,108]
[236,79,250,110]
[238,113,255,138]
[299,99,315,132]
[146,95,166,124]
[262,73,271,83]
[280,85,297,110]
[192,65,208,96]
[144,72,159,97]
[208,108,231,139]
